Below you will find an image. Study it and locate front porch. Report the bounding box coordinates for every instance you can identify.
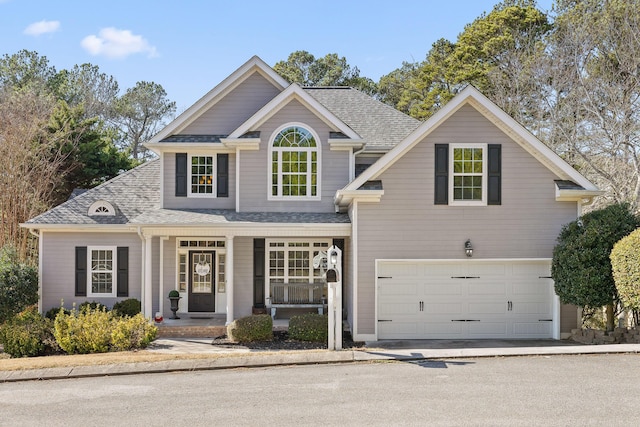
[155,314,291,338]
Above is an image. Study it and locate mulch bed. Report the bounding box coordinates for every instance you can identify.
[210,330,364,350]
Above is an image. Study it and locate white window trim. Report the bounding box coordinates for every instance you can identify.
[87,246,117,298]
[449,143,487,206]
[265,239,331,302]
[267,122,321,201]
[188,154,217,198]
[88,200,115,216]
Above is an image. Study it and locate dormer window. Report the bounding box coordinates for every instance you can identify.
[88,200,116,216]
[269,124,320,200]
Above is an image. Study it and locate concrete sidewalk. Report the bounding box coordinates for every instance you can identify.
[2,339,640,383]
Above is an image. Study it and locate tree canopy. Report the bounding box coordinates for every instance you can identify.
[274,51,377,96]
[0,50,174,259]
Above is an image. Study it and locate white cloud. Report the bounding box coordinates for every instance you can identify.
[81,27,158,59]
[24,20,60,36]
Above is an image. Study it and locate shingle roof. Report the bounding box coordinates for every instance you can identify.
[26,160,160,225]
[305,87,421,152]
[130,209,350,225]
[160,134,225,143]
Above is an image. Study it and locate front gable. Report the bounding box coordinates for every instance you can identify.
[336,85,601,208]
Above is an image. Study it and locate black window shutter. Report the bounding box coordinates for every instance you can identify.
[217,154,229,197]
[487,144,502,205]
[253,239,265,309]
[75,247,87,297]
[117,247,129,297]
[434,144,449,205]
[175,153,187,197]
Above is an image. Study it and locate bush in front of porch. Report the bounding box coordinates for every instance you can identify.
[227,314,273,342]
[288,313,328,342]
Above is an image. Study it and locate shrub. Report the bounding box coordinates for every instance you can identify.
[78,301,109,313]
[0,245,38,324]
[112,298,142,317]
[110,313,157,351]
[168,290,180,298]
[54,307,114,354]
[288,313,328,342]
[53,307,157,354]
[611,228,640,325]
[0,306,57,358]
[552,203,640,330]
[227,314,273,342]
[44,306,72,320]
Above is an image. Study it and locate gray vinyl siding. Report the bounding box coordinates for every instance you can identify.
[238,99,350,212]
[354,104,579,336]
[181,73,282,135]
[162,152,236,209]
[40,232,142,312]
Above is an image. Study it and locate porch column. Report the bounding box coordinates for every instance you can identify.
[158,236,169,317]
[144,235,153,318]
[226,235,234,325]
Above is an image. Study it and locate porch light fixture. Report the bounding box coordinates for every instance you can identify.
[329,250,338,267]
[465,239,473,257]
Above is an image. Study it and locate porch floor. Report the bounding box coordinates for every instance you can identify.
[155,315,289,338]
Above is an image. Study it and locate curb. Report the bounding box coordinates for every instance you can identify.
[2,344,640,383]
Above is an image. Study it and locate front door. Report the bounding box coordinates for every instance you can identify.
[188,251,215,312]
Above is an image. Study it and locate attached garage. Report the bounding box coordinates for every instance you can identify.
[377,260,557,340]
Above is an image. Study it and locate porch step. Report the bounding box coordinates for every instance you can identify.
[156,325,227,338]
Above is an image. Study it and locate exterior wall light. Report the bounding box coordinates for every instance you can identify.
[465,239,473,257]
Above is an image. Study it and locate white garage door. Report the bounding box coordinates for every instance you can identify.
[377,260,554,339]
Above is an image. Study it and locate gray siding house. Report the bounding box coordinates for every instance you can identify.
[23,56,600,341]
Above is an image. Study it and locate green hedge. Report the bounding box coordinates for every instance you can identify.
[611,228,640,312]
[227,314,273,342]
[288,313,328,342]
[0,306,58,358]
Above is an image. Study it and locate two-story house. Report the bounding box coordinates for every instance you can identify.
[23,56,600,341]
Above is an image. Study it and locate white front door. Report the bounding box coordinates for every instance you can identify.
[377,260,554,339]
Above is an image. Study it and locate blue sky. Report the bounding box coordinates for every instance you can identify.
[2,0,554,113]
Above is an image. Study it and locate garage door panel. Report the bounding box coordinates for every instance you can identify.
[379,303,418,317]
[512,302,551,315]
[468,302,506,316]
[513,321,552,336]
[423,283,463,296]
[468,282,507,297]
[425,303,463,315]
[424,322,465,336]
[468,321,507,336]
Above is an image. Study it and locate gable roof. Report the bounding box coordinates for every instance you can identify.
[305,87,421,152]
[338,86,600,203]
[227,83,362,141]
[149,56,289,144]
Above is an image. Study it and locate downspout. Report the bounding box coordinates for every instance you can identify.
[28,228,43,314]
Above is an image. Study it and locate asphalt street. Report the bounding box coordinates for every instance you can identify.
[2,353,639,426]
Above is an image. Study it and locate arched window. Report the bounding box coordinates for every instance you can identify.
[269,125,320,199]
[88,200,116,216]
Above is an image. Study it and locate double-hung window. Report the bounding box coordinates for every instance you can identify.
[269,125,320,200]
[88,246,116,297]
[189,155,215,197]
[450,143,487,205]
